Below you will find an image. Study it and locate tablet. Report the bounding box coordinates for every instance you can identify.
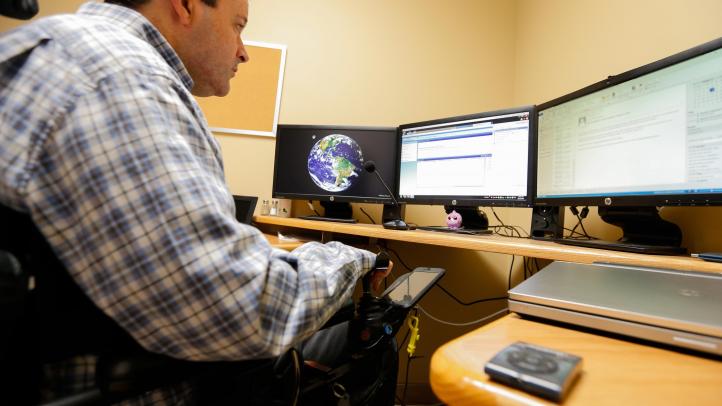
[381,268,445,309]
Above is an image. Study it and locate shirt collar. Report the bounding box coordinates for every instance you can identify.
[77,1,194,91]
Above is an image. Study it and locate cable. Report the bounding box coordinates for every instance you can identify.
[565,206,596,240]
[577,206,591,237]
[436,284,508,306]
[417,306,509,327]
[507,255,515,290]
[381,246,413,271]
[359,206,376,224]
[383,245,509,306]
[489,208,528,238]
[400,308,420,406]
[401,354,417,406]
[306,200,320,216]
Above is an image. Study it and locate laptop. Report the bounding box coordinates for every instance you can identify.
[509,261,722,355]
[232,195,258,225]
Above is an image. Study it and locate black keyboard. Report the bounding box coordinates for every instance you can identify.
[548,237,686,255]
[297,215,357,224]
[417,225,492,235]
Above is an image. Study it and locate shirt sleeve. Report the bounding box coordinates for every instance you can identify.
[26,69,376,361]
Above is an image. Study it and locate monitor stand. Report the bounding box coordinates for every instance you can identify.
[552,206,686,255]
[297,201,357,224]
[417,205,492,235]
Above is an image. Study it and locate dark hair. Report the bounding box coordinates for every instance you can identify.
[105,0,218,8]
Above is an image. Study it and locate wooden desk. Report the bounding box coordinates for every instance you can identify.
[254,216,722,274]
[430,314,722,405]
[262,232,304,251]
[258,216,722,403]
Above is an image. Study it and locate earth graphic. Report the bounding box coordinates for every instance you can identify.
[307,134,364,192]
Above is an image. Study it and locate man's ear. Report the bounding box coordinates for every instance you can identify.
[169,0,195,26]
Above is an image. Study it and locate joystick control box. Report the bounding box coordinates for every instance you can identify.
[484,341,582,402]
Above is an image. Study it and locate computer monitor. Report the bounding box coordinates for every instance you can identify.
[535,37,722,254]
[397,106,536,231]
[272,124,398,221]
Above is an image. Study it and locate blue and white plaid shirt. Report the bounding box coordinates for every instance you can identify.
[0,2,375,403]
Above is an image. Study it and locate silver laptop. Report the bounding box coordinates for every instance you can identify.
[509,261,722,355]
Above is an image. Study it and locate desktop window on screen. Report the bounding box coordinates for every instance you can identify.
[398,111,531,202]
[536,46,722,200]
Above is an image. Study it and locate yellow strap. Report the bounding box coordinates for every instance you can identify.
[407,315,420,357]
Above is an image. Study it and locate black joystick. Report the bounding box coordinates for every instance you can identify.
[353,253,394,350]
[361,252,390,297]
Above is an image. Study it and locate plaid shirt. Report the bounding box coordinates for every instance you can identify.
[0,2,375,403]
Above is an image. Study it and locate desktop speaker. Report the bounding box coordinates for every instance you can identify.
[530,206,565,239]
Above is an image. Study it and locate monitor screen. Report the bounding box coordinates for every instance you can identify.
[397,106,535,207]
[272,125,398,204]
[536,38,722,207]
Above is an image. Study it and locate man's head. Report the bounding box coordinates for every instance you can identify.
[109,0,249,97]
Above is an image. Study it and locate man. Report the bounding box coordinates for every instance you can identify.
[0,0,390,403]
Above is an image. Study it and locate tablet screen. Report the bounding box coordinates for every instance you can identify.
[385,268,444,308]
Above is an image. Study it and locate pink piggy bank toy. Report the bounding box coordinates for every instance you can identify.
[446,210,462,229]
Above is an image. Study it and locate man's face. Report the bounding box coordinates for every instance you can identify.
[186,0,249,97]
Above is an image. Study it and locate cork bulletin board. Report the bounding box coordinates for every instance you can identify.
[195,41,287,137]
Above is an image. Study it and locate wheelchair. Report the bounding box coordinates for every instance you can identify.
[0,203,442,405]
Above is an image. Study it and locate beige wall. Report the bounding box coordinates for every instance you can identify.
[0,0,521,393]
[4,0,722,396]
[233,2,521,389]
[513,0,722,253]
[221,0,519,206]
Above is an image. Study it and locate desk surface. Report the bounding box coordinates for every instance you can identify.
[430,313,722,405]
[262,232,304,251]
[254,216,722,274]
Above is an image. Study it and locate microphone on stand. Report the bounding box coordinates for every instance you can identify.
[363,160,411,230]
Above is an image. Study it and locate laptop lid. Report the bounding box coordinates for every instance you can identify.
[232,195,258,225]
[509,261,722,338]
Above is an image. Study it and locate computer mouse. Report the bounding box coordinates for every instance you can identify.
[383,219,413,230]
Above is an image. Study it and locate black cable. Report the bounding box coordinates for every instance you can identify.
[307,200,321,216]
[384,246,508,305]
[489,225,528,239]
[400,308,420,406]
[436,284,507,305]
[507,255,515,290]
[490,208,527,238]
[382,246,413,271]
[577,209,591,238]
[565,206,595,240]
[401,354,414,406]
[359,206,376,224]
[563,225,589,239]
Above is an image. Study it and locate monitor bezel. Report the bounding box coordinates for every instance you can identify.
[272,124,399,205]
[534,36,722,208]
[395,105,537,208]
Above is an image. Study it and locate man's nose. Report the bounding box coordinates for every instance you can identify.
[238,41,249,63]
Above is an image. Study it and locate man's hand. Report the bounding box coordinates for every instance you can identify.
[370,260,393,292]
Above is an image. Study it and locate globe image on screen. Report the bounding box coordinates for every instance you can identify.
[308,134,364,192]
